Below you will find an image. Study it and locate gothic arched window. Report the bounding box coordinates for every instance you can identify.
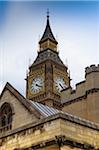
[0,103,13,131]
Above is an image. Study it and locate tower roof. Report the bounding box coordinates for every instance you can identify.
[39,12,58,44]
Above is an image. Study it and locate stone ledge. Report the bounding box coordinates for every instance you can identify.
[0,112,99,139]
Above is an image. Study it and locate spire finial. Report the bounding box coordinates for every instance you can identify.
[47,8,49,20]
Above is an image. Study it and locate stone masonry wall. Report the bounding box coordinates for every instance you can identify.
[0,116,99,150]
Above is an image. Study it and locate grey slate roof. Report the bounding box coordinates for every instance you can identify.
[30,100,59,117]
[32,49,64,66]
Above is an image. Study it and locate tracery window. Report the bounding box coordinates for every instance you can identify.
[0,103,13,132]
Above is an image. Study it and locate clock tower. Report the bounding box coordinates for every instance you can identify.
[26,12,70,109]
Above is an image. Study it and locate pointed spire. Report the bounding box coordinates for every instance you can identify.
[39,10,58,44]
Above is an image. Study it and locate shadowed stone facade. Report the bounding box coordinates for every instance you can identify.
[62,64,99,124]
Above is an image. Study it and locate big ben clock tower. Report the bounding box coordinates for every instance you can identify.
[26,12,70,109]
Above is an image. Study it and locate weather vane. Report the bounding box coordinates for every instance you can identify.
[47,8,50,19]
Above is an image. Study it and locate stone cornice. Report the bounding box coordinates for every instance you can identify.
[0,112,99,139]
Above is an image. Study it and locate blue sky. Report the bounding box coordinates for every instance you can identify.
[0,1,99,95]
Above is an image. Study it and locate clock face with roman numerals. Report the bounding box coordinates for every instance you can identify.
[30,76,44,94]
[54,77,67,93]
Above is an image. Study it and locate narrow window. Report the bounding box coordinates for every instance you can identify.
[0,103,13,131]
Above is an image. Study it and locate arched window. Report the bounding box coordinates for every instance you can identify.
[0,103,13,131]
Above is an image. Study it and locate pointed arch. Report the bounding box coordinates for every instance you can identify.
[0,102,13,131]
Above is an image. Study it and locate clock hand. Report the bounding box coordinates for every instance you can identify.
[35,84,42,87]
[59,83,64,89]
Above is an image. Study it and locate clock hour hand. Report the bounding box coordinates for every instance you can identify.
[35,84,42,87]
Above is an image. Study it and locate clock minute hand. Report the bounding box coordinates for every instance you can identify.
[59,83,64,89]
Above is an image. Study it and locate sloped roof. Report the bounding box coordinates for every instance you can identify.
[0,82,35,114]
[32,49,64,66]
[30,101,59,117]
[39,17,58,44]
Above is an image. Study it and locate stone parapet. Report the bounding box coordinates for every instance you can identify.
[85,64,99,77]
[61,64,99,104]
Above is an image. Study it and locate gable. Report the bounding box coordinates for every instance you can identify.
[0,84,41,133]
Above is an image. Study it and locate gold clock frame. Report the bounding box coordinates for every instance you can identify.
[53,66,69,94]
[28,69,45,98]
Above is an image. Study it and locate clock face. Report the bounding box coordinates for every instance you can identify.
[30,76,44,94]
[54,77,67,93]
